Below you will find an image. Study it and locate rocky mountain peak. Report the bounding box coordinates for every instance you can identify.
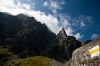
[0,12,83,66]
[56,28,68,39]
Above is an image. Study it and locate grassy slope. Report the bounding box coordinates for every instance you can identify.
[0,46,52,66]
[3,56,52,66]
[0,47,12,64]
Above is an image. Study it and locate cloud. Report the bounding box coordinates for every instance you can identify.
[74,33,84,39]
[43,1,48,6]
[65,27,84,39]
[0,0,84,39]
[43,0,65,14]
[0,0,61,34]
[59,14,71,27]
[65,27,73,36]
[58,14,84,39]
[50,1,62,9]
[81,21,85,27]
[91,33,99,39]
[72,15,93,28]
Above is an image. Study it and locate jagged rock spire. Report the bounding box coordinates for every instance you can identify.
[56,28,68,39]
[61,28,67,35]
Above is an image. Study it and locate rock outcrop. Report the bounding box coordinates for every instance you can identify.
[56,28,68,40]
[69,38,100,66]
[46,28,82,62]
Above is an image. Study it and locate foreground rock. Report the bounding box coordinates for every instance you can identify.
[68,38,100,66]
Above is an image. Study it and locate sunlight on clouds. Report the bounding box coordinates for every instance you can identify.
[0,0,61,34]
[65,27,73,36]
[0,0,84,39]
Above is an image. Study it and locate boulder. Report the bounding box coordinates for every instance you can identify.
[70,38,100,66]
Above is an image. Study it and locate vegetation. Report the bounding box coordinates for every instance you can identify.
[0,48,10,55]
[0,46,52,66]
[0,47,12,65]
[3,56,52,66]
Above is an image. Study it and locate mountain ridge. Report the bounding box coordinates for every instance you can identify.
[0,12,99,66]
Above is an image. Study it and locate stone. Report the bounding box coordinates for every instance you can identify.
[70,38,100,66]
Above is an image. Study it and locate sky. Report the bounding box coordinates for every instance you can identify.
[0,0,100,41]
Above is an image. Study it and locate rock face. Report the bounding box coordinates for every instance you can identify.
[69,38,100,66]
[49,28,82,62]
[56,28,68,40]
[0,12,56,57]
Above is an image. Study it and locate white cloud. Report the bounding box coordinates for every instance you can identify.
[74,33,84,39]
[17,1,31,10]
[65,27,73,36]
[91,33,99,39]
[59,14,84,39]
[43,0,65,14]
[59,14,71,27]
[0,0,61,34]
[0,0,84,39]
[72,15,93,28]
[43,1,48,6]
[50,1,62,9]
[65,27,84,39]
[81,21,85,27]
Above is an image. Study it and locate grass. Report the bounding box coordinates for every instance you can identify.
[0,48,11,55]
[0,47,12,66]
[3,56,52,66]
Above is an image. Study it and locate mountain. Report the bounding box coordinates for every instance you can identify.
[49,28,81,62]
[0,12,56,58]
[17,14,28,20]
[1,12,99,66]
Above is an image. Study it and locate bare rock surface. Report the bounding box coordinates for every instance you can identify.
[69,38,100,66]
